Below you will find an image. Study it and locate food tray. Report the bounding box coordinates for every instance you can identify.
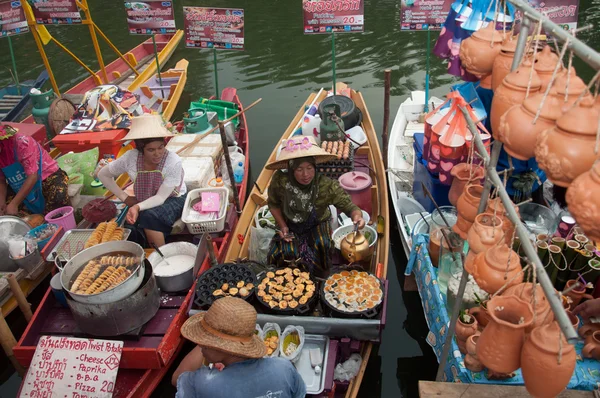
[321,267,384,319]
[294,334,330,395]
[194,262,257,309]
[47,228,131,263]
[255,268,319,316]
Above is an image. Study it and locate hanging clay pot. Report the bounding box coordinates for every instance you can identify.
[583,331,600,360]
[456,314,479,354]
[472,243,523,295]
[552,69,590,108]
[497,92,564,161]
[521,321,576,398]
[465,213,504,274]
[501,282,554,332]
[535,97,600,188]
[566,161,600,242]
[491,35,520,91]
[465,333,484,372]
[448,163,485,206]
[476,294,534,373]
[490,60,542,137]
[486,197,519,246]
[460,23,504,78]
[454,184,484,239]
[533,46,562,93]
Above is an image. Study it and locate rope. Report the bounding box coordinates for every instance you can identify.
[503,225,518,280]
[503,0,507,34]
[526,21,544,99]
[558,329,563,365]
[531,261,538,326]
[492,263,532,298]
[549,247,568,272]
[565,29,576,104]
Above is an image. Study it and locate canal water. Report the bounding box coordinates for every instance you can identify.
[1,0,599,396]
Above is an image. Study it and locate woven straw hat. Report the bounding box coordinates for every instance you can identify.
[121,114,174,141]
[181,297,267,359]
[265,136,337,170]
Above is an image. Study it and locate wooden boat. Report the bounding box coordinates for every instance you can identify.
[13,87,250,398]
[0,70,48,121]
[224,83,390,397]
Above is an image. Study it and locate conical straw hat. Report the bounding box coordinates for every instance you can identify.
[121,114,174,141]
[265,136,337,170]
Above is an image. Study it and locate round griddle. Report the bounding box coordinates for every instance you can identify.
[194,262,257,309]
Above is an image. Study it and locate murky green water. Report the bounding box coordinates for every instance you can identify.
[1,0,599,396]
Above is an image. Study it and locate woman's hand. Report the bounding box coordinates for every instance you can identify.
[5,202,18,216]
[124,196,138,207]
[278,226,293,242]
[126,205,140,225]
[0,202,6,216]
[573,298,600,321]
[352,215,365,229]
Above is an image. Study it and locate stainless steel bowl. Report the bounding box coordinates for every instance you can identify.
[0,216,31,272]
[147,242,198,292]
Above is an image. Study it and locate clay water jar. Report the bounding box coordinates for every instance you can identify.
[536,97,600,187]
[476,295,534,374]
[564,279,593,307]
[579,321,600,339]
[465,334,484,372]
[490,60,541,137]
[472,243,523,295]
[501,283,554,332]
[566,161,600,242]
[465,213,504,274]
[448,163,485,206]
[553,69,591,108]
[497,93,563,161]
[454,184,484,239]
[460,23,504,78]
[567,310,581,330]
[583,331,600,360]
[521,321,576,398]
[486,197,518,246]
[533,46,562,93]
[456,315,479,354]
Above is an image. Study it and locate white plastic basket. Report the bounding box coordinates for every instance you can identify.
[182,187,229,234]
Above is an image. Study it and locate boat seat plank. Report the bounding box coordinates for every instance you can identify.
[143,309,180,335]
[418,381,593,397]
[3,95,24,99]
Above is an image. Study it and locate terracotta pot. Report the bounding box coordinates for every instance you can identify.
[521,321,576,398]
[497,93,564,161]
[553,70,591,108]
[465,213,504,274]
[536,97,600,187]
[479,74,492,90]
[501,283,554,332]
[567,310,581,330]
[564,279,594,307]
[491,36,520,91]
[566,161,600,242]
[583,330,600,360]
[465,333,484,372]
[490,60,541,137]
[561,294,571,312]
[533,46,562,93]
[448,163,485,206]
[454,184,484,239]
[486,197,518,246]
[477,295,534,373]
[470,301,490,331]
[460,23,504,78]
[579,321,600,339]
[472,244,523,295]
[456,315,479,354]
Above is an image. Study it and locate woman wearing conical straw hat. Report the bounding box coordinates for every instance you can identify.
[98,114,186,247]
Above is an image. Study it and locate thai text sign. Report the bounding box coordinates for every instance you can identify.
[515,0,580,32]
[184,7,245,50]
[19,336,123,398]
[400,0,452,31]
[124,0,176,35]
[0,0,29,36]
[302,0,364,34]
[29,0,81,24]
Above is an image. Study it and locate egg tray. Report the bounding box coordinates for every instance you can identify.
[320,267,383,319]
[317,142,355,179]
[194,262,257,309]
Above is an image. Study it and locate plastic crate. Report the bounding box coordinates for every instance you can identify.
[182,187,229,234]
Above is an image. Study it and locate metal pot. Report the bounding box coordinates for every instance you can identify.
[0,216,31,272]
[147,242,198,292]
[60,241,145,304]
[340,226,372,263]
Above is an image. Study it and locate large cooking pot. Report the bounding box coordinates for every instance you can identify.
[147,242,198,293]
[0,216,31,272]
[60,241,145,304]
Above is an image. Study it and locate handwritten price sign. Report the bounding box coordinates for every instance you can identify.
[302,0,365,34]
[20,336,124,398]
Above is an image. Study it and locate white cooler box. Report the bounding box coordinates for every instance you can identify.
[181,157,216,191]
[167,134,223,162]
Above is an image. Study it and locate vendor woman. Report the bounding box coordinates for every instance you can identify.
[0,124,69,215]
[99,114,186,247]
[266,136,365,277]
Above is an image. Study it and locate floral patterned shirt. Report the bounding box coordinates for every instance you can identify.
[0,134,58,180]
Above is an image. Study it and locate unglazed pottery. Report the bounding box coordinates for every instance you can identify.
[583,331,600,360]
[497,93,563,160]
[465,334,484,372]
[472,243,523,295]
[536,97,600,187]
[448,163,485,206]
[486,197,518,246]
[454,184,484,239]
[579,321,600,339]
[533,46,562,93]
[456,315,479,354]
[521,321,576,398]
[566,161,600,242]
[553,69,591,108]
[477,295,534,373]
[470,301,490,331]
[460,23,504,78]
[490,60,541,137]
[501,283,554,332]
[567,310,581,330]
[491,35,520,91]
[465,213,504,274]
[563,279,593,307]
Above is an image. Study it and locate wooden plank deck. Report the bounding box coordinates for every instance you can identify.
[419,381,595,397]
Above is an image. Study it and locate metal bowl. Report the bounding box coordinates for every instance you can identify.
[519,203,559,237]
[147,242,198,293]
[60,241,145,304]
[0,216,31,272]
[332,224,377,251]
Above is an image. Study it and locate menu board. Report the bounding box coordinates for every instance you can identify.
[20,336,123,398]
[400,0,452,31]
[0,0,29,36]
[302,0,364,34]
[183,7,245,50]
[124,0,176,35]
[514,0,580,33]
[29,0,82,24]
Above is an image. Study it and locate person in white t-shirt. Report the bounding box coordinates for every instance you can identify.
[99,115,186,247]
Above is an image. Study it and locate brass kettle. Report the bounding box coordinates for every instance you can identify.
[340,225,372,263]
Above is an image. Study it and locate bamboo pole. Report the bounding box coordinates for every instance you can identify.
[382,69,391,169]
[219,121,241,214]
[7,274,32,321]
[0,310,25,376]
[92,22,140,76]
[205,234,218,268]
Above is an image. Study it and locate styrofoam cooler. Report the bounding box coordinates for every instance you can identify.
[166,134,223,163]
[181,157,216,191]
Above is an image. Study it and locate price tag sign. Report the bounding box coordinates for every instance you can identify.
[19,336,124,398]
[302,0,364,34]
[0,0,29,37]
[29,0,82,25]
[124,0,176,35]
[183,7,245,50]
[400,0,452,31]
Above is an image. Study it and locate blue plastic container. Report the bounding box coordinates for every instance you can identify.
[25,223,58,251]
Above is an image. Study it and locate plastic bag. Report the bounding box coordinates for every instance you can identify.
[56,147,99,195]
[255,324,263,336]
[7,235,36,259]
[261,322,281,358]
[249,226,275,265]
[279,325,305,363]
[334,353,362,382]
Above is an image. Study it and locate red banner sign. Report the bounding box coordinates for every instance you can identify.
[400,0,452,31]
[514,0,580,33]
[183,7,245,50]
[0,0,28,36]
[303,0,364,34]
[124,0,176,35]
[29,0,81,24]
